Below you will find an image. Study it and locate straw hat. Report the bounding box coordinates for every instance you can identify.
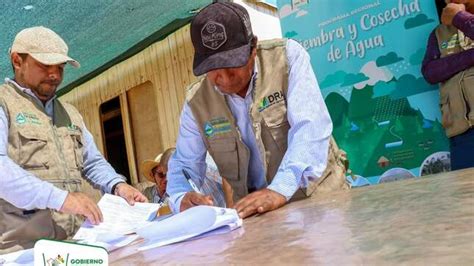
[141,153,163,182]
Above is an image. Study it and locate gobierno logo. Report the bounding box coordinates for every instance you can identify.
[35,239,108,266]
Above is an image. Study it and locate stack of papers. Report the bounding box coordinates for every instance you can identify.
[73,194,162,251]
[73,195,242,252]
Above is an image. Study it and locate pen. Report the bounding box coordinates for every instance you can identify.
[182,169,202,194]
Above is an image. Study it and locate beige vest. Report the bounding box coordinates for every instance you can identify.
[0,82,85,253]
[436,25,474,137]
[187,39,349,204]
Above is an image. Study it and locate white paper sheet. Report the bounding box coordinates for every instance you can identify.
[136,206,242,251]
[0,248,34,266]
[73,194,160,250]
[77,194,160,235]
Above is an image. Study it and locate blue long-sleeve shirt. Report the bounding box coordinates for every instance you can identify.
[0,79,124,211]
[167,39,333,213]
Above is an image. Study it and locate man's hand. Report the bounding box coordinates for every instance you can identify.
[442,3,466,26]
[180,192,214,212]
[115,183,148,205]
[234,188,286,219]
[59,192,103,225]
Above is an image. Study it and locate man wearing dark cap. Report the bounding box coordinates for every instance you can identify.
[0,26,146,253]
[167,2,349,218]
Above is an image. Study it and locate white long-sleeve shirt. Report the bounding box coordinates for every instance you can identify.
[166,39,333,213]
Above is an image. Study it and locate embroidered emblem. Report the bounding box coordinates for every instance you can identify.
[441,34,460,50]
[15,112,41,125]
[204,117,232,138]
[15,113,26,124]
[68,123,79,131]
[201,21,227,50]
[204,122,214,137]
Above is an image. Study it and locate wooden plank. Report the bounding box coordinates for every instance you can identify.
[170,30,186,105]
[119,93,139,185]
[149,43,171,150]
[154,41,173,148]
[60,24,200,182]
[127,82,162,183]
[163,37,181,147]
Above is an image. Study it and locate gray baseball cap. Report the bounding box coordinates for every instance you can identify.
[191,2,254,76]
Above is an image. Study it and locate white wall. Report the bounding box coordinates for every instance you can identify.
[235,0,282,40]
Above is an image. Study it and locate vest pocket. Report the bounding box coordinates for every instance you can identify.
[208,138,239,180]
[48,178,82,192]
[69,131,84,170]
[439,92,453,128]
[18,130,49,170]
[260,102,290,152]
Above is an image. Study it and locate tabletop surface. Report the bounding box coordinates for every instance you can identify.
[110,168,474,265]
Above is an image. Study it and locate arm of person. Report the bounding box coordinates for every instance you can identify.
[453,11,474,39]
[166,103,214,213]
[421,30,474,84]
[0,107,103,224]
[81,124,147,205]
[235,39,333,218]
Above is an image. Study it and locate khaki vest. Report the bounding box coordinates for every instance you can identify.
[0,82,85,253]
[187,39,349,204]
[435,25,474,137]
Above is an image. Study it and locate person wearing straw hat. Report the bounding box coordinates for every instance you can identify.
[0,26,146,253]
[141,148,228,207]
[141,148,175,204]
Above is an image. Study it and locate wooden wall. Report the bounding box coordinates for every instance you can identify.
[59,2,278,199]
[60,24,198,191]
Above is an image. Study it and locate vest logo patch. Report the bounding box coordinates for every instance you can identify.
[204,122,214,137]
[68,123,79,131]
[258,91,285,112]
[204,117,231,138]
[441,35,460,50]
[15,112,41,125]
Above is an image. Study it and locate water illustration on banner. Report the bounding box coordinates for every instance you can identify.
[277,0,450,185]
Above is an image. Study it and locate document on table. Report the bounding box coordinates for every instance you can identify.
[136,205,242,251]
[73,194,161,251]
[0,248,34,265]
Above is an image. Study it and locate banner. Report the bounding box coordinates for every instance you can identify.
[278,0,450,185]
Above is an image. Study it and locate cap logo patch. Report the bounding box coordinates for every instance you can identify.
[201,21,227,50]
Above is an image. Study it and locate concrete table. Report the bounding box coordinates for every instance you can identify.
[110,168,474,265]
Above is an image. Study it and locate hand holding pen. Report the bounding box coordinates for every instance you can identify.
[180,169,214,212]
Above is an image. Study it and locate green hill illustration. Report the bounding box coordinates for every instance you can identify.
[325,79,449,177]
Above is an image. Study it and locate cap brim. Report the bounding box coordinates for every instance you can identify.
[141,160,160,182]
[30,52,80,68]
[193,43,251,76]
